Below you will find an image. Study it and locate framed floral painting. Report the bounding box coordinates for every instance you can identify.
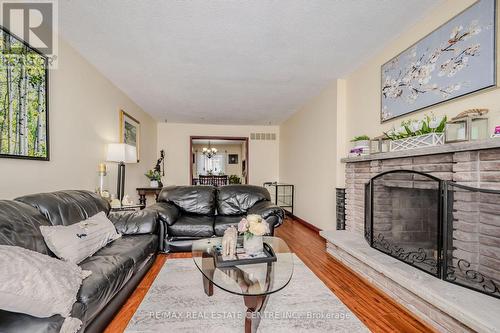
[120,110,140,161]
[381,0,497,122]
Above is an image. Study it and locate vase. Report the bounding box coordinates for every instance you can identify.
[150,180,159,188]
[351,140,370,149]
[243,235,263,255]
[389,133,444,152]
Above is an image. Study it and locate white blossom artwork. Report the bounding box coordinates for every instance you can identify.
[381,0,496,122]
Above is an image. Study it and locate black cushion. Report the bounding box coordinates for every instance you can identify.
[0,311,64,333]
[149,202,180,226]
[0,200,52,255]
[214,215,243,236]
[74,251,135,323]
[217,185,271,215]
[157,186,216,215]
[168,214,214,237]
[248,200,285,221]
[95,234,158,275]
[108,209,158,235]
[15,190,110,226]
[73,234,158,322]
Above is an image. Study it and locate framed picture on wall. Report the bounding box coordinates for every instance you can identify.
[0,26,49,160]
[380,0,497,122]
[120,110,140,161]
[228,154,238,164]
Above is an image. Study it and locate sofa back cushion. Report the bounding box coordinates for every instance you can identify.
[15,190,110,226]
[217,185,271,215]
[0,200,52,255]
[158,186,216,215]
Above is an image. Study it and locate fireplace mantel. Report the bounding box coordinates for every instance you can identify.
[341,138,500,163]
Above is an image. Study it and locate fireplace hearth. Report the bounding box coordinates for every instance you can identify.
[365,170,500,299]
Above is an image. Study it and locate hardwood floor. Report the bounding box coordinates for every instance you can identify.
[105,218,434,333]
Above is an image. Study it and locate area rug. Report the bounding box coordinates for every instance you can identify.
[125,255,368,332]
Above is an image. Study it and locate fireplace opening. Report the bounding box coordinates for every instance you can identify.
[365,170,500,299]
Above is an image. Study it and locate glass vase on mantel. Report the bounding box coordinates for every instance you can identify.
[243,235,263,255]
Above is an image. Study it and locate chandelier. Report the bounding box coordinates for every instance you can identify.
[202,142,217,159]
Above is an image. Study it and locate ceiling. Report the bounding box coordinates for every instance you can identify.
[59,0,440,125]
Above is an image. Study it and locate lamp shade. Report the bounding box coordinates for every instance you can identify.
[106,143,137,163]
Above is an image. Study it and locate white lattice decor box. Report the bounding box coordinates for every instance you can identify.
[389,133,444,152]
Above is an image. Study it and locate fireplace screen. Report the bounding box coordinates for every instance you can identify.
[444,183,500,297]
[365,170,500,299]
[367,171,441,277]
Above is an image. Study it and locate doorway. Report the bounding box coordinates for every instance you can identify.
[189,136,249,186]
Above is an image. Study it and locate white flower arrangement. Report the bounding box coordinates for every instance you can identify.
[238,214,269,238]
[385,114,447,141]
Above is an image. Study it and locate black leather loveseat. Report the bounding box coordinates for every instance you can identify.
[150,185,285,252]
[0,190,159,333]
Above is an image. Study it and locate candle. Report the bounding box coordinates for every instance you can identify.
[98,163,107,173]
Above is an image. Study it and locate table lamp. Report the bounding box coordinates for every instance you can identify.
[106,143,137,202]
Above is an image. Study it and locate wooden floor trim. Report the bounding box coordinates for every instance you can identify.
[105,218,434,333]
[288,213,322,233]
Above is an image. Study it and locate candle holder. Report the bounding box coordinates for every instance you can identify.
[96,163,109,198]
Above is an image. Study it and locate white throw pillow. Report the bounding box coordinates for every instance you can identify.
[0,245,91,319]
[40,211,121,264]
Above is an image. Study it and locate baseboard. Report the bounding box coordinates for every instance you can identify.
[288,214,322,233]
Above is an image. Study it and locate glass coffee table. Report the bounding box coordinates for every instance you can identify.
[192,236,293,333]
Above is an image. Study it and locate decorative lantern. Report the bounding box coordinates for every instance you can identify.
[370,135,390,154]
[445,109,489,143]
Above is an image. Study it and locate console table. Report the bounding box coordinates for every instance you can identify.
[136,187,162,205]
[110,204,145,212]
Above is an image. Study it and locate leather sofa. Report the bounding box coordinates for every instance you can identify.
[0,190,159,333]
[150,185,285,252]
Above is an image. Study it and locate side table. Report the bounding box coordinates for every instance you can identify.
[136,187,163,206]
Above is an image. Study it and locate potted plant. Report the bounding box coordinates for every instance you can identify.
[229,174,241,184]
[385,114,447,151]
[144,170,162,188]
[238,214,269,255]
[351,135,370,148]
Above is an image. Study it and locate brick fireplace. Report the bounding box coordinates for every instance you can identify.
[367,170,441,277]
[321,140,500,332]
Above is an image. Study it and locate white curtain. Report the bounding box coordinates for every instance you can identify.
[196,152,226,175]
[196,152,205,176]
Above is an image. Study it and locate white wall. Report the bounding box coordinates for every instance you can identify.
[279,80,339,230]
[279,0,500,229]
[346,0,500,143]
[0,38,157,199]
[157,123,279,186]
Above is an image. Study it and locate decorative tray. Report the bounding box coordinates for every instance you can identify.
[213,242,277,268]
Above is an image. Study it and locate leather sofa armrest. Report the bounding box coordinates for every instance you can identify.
[108,208,158,235]
[147,202,180,226]
[248,200,285,228]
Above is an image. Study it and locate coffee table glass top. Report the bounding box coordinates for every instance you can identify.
[192,236,294,296]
